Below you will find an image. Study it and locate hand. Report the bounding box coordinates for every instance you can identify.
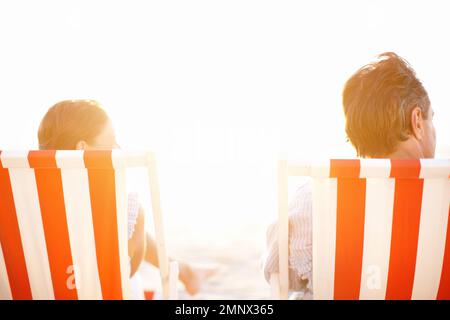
[178,261,217,296]
[178,262,201,295]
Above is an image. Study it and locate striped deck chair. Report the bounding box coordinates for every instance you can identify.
[271,159,450,300]
[0,150,178,300]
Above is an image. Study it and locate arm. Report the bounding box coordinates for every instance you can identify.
[263,220,280,282]
[144,231,159,267]
[128,206,146,277]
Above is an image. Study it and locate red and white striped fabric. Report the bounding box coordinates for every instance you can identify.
[279,159,450,300]
[0,150,155,300]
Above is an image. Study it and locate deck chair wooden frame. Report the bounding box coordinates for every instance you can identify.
[0,150,177,300]
[271,158,450,300]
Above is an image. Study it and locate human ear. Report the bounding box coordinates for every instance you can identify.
[410,106,424,140]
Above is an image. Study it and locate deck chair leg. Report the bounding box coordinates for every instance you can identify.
[278,159,289,299]
[147,153,171,299]
[169,261,179,300]
[270,273,281,299]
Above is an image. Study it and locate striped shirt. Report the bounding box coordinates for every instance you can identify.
[127,192,140,240]
[263,179,313,298]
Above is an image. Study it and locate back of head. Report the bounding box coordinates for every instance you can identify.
[342,52,430,158]
[38,100,109,150]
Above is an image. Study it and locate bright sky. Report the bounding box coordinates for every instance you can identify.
[1,0,449,239]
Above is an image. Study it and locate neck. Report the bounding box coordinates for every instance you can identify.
[387,149,422,159]
[386,139,424,159]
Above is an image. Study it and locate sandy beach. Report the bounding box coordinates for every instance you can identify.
[137,220,272,300]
